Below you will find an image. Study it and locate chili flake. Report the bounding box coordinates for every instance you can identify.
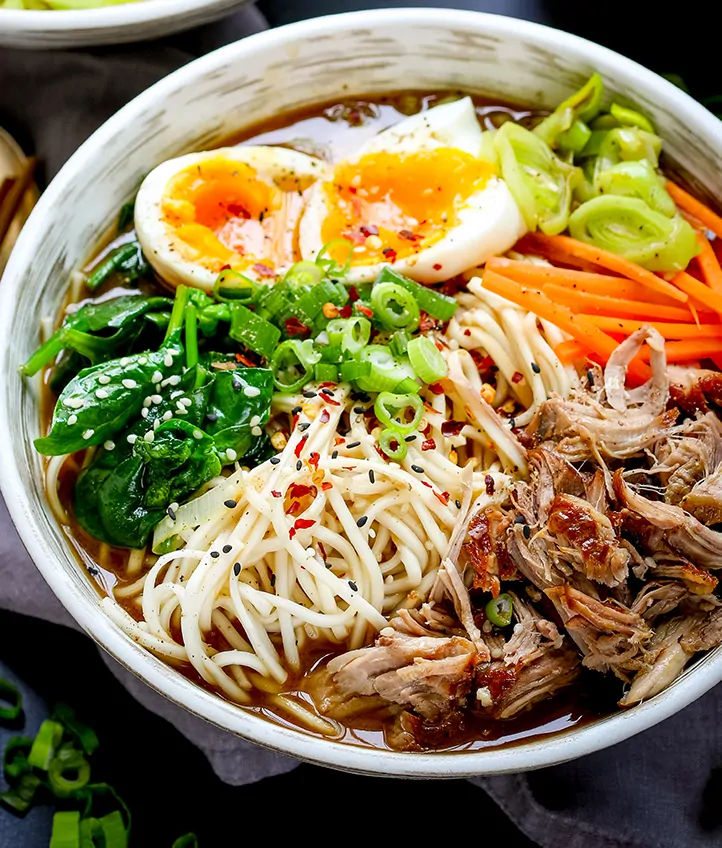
[441,420,465,437]
[485,474,495,496]
[294,436,308,458]
[428,382,445,395]
[285,317,309,337]
[422,438,436,451]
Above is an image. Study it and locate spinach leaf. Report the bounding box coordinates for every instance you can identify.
[205,367,274,458]
[86,240,150,293]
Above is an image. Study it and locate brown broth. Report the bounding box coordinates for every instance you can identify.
[44,91,620,752]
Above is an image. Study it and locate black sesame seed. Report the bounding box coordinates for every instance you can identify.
[270,456,281,465]
[331,450,338,459]
[222,544,232,554]
[368,469,375,484]
[167,506,177,520]
[326,562,333,569]
[210,551,220,559]
[296,459,303,471]
[587,369,595,384]
[232,379,242,392]
[292,406,302,415]
[353,406,365,414]
[357,516,368,527]
[509,418,516,429]
[514,515,526,525]
[346,441,360,449]
[270,573,276,587]
[302,390,316,398]
[348,580,358,591]
[224,499,237,509]
[233,562,241,576]
[531,361,541,374]
[299,422,310,431]
[523,524,531,539]
[455,499,462,509]
[405,434,417,442]
[205,413,218,423]
[411,464,424,473]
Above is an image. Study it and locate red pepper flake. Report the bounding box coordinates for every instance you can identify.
[419,313,438,332]
[356,304,374,319]
[360,224,379,237]
[441,420,465,437]
[343,466,357,472]
[288,483,313,499]
[321,481,333,491]
[398,229,422,241]
[318,541,327,560]
[319,381,336,389]
[434,340,444,352]
[342,229,366,245]
[285,317,309,337]
[289,528,296,540]
[220,264,231,271]
[421,481,433,489]
[252,262,275,278]
[434,490,451,506]
[348,285,360,303]
[470,350,494,372]
[348,186,357,195]
[235,352,257,367]
[271,491,282,498]
[294,436,308,458]
[334,436,345,446]
[226,202,251,219]
[421,423,431,436]
[309,451,320,469]
[287,501,301,516]
[433,263,442,271]
[319,409,330,424]
[421,438,436,451]
[463,328,471,337]
[322,394,340,407]
[339,304,353,319]
[382,248,397,263]
[294,518,315,530]
[485,474,495,496]
[428,382,445,395]
[511,371,524,384]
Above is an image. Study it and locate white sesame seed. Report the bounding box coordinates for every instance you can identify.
[244,386,261,398]
[141,408,149,418]
[226,448,237,461]
[151,370,163,383]
[120,357,130,366]
[67,414,78,426]
[168,375,181,386]
[251,426,263,437]
[104,440,115,451]
[153,419,160,430]
[122,379,137,389]
[193,430,203,440]
[138,356,148,365]
[175,408,187,415]
[249,415,261,428]
[98,375,111,385]
[143,396,152,408]
[127,434,137,445]
[155,384,161,392]
[179,397,192,408]
[64,397,84,409]
[162,411,173,422]
[151,394,162,404]
[144,430,155,443]
[82,429,94,440]
[164,354,173,368]
[95,389,108,399]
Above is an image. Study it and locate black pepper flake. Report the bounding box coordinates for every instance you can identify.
[222,544,232,554]
[353,406,365,414]
[346,441,360,449]
[405,434,417,442]
[210,551,220,559]
[455,499,462,509]
[224,499,237,509]
[299,422,310,431]
[368,469,375,484]
[233,562,241,576]
[292,406,302,415]
[270,573,276,587]
[357,516,368,527]
[232,378,242,392]
[167,506,177,521]
[205,413,218,423]
[411,464,424,473]
[326,562,333,569]
[87,566,99,577]
[531,362,541,374]
[303,390,316,398]
[296,459,303,471]
[587,369,595,384]
[331,450,338,459]
[270,456,281,465]
[509,418,516,430]
[523,524,531,539]
[348,580,358,591]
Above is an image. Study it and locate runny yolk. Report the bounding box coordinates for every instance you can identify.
[320,148,496,266]
[161,158,309,276]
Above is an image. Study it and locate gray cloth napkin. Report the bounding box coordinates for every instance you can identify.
[1,8,721,848]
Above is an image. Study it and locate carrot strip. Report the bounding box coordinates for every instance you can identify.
[540,283,710,322]
[695,232,722,291]
[640,338,722,363]
[554,339,590,364]
[581,315,722,339]
[666,180,722,240]
[519,232,688,303]
[488,257,681,305]
[672,271,722,315]
[482,270,651,382]
[513,234,608,273]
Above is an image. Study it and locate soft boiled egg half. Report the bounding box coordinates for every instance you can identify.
[299,97,528,284]
[135,146,329,292]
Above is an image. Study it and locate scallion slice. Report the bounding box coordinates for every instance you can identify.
[49,810,80,848]
[284,260,324,287]
[213,270,257,304]
[314,363,339,383]
[326,316,370,354]
[375,267,458,322]
[339,359,371,382]
[374,392,424,435]
[0,678,22,721]
[315,239,354,278]
[271,339,320,393]
[28,719,64,771]
[370,282,420,331]
[228,303,281,361]
[49,743,91,797]
[355,346,417,394]
[610,102,655,133]
[407,336,448,384]
[378,428,408,461]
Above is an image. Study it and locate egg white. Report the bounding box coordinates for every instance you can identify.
[135,146,329,293]
[299,97,527,284]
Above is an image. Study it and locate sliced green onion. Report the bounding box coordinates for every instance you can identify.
[52,704,100,756]
[172,836,199,848]
[534,73,604,146]
[85,243,139,293]
[325,318,347,347]
[370,282,420,331]
[314,363,339,383]
[355,346,417,394]
[49,810,80,848]
[569,196,699,272]
[28,719,64,771]
[213,270,257,304]
[0,772,41,814]
[375,267,457,321]
[315,239,354,278]
[407,336,448,384]
[271,339,320,393]
[557,119,592,155]
[73,783,131,832]
[80,819,102,848]
[339,359,371,382]
[318,343,343,363]
[325,316,370,355]
[494,121,579,235]
[49,743,91,797]
[99,811,128,848]
[590,113,620,131]
[0,678,22,721]
[594,126,663,174]
[596,160,676,217]
[392,376,421,394]
[610,102,655,133]
[378,428,408,461]
[3,736,33,779]
[485,593,514,627]
[374,392,424,435]
[228,302,281,361]
[388,329,411,357]
[284,260,324,287]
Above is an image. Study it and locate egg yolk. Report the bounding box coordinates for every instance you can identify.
[321,148,496,267]
[161,158,311,276]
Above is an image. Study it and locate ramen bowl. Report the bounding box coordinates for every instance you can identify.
[2,8,721,777]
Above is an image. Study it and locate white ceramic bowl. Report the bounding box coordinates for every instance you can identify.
[0,0,248,50]
[2,8,721,777]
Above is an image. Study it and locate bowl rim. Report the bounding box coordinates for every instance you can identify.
[2,7,722,777]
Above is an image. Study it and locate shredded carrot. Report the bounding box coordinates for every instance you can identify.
[666,180,722,240]
[518,232,688,304]
[695,232,722,291]
[539,283,708,323]
[672,271,722,315]
[482,270,651,382]
[640,337,722,363]
[554,339,590,363]
[513,234,607,273]
[581,315,722,339]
